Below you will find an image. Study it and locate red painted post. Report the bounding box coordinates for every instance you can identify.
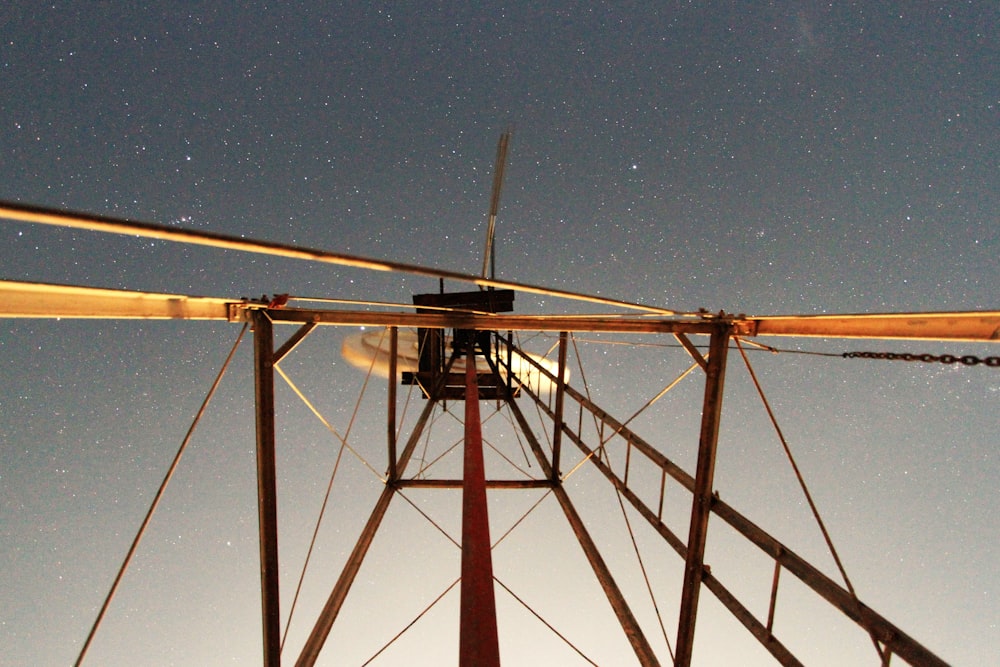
[459,342,501,666]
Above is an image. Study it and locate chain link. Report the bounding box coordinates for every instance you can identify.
[843,351,1000,367]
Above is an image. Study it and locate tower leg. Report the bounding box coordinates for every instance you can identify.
[675,326,731,665]
[252,310,281,667]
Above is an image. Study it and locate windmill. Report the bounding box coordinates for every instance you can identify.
[0,134,996,666]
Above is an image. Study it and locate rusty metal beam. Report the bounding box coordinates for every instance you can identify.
[396,479,553,489]
[252,310,282,667]
[496,332,696,494]
[387,326,398,481]
[675,325,731,666]
[264,306,1000,341]
[550,481,661,666]
[674,332,708,370]
[295,485,396,667]
[550,332,569,481]
[263,306,720,335]
[273,322,318,364]
[700,571,805,667]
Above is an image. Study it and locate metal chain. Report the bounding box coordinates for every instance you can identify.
[842,351,1000,367]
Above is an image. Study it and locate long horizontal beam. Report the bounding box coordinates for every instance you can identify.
[263,306,720,335]
[2,280,999,342]
[0,280,232,320]
[397,479,553,489]
[267,307,1000,341]
[751,311,1000,342]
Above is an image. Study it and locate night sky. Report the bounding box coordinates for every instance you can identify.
[1,3,997,666]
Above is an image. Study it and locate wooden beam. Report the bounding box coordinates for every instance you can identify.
[0,280,232,320]
[750,311,1000,342]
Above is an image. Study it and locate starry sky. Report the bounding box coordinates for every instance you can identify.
[1,2,997,665]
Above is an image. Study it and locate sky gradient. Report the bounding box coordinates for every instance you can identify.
[1,2,997,665]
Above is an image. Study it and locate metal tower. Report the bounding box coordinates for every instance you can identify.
[1,190,997,666]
